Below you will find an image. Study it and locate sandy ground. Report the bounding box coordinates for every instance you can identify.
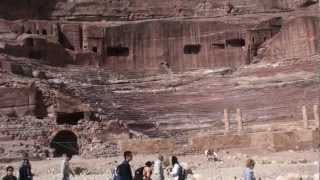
[0,149,319,180]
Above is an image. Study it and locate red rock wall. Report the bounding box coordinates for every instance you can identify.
[0,87,36,116]
[50,0,318,21]
[83,25,105,56]
[103,21,249,73]
[119,129,319,154]
[119,138,177,154]
[190,129,319,152]
[4,36,72,67]
[262,16,319,61]
[0,0,316,21]
[0,0,57,20]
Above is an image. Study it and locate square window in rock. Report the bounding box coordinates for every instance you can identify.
[42,29,47,35]
[56,112,84,125]
[226,39,245,47]
[184,44,201,54]
[92,47,98,53]
[107,46,129,56]
[212,43,225,49]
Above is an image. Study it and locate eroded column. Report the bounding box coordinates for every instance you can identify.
[224,109,230,132]
[314,104,319,128]
[302,105,308,128]
[236,108,243,131]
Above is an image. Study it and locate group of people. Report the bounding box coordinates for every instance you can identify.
[204,149,219,162]
[2,151,257,180]
[2,157,33,180]
[2,154,74,180]
[113,151,186,180]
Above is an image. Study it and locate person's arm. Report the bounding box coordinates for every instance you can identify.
[250,170,256,180]
[28,167,34,178]
[70,167,75,176]
[146,167,152,178]
[18,167,23,180]
[68,164,75,176]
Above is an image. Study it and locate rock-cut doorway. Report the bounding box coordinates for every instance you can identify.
[50,130,79,157]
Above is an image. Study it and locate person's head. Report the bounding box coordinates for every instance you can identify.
[6,166,14,176]
[145,161,153,167]
[246,159,255,169]
[124,151,133,162]
[63,154,71,161]
[22,153,28,159]
[22,153,29,165]
[171,156,178,165]
[158,154,164,161]
[22,159,30,166]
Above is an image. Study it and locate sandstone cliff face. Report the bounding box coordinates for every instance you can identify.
[261,16,319,61]
[0,0,319,20]
[0,1,319,159]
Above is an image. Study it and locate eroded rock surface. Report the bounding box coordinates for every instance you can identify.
[0,1,319,159]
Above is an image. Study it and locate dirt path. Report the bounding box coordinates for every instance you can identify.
[0,150,318,180]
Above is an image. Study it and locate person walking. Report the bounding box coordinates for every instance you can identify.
[243,159,256,180]
[153,155,164,180]
[61,154,75,180]
[169,156,186,180]
[18,158,33,180]
[142,161,153,180]
[118,151,134,180]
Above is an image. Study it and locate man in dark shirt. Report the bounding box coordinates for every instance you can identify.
[3,166,17,180]
[117,151,133,180]
[18,159,33,180]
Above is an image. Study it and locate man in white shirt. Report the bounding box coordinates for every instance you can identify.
[153,154,164,180]
[170,156,186,180]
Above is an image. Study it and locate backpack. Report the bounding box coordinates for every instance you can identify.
[111,166,121,180]
[178,165,187,180]
[133,167,144,180]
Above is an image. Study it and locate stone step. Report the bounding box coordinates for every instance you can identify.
[0,135,12,141]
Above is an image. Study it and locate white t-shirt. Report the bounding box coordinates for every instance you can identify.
[170,164,180,180]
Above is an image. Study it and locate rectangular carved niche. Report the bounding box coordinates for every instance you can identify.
[107,46,129,57]
[184,44,201,54]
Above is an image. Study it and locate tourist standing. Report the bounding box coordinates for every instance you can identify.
[153,155,164,180]
[61,154,75,180]
[118,151,134,180]
[243,159,256,180]
[142,161,153,180]
[18,158,33,180]
[3,166,17,180]
[170,156,186,180]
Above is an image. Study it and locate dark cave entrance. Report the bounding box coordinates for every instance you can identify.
[92,46,98,53]
[50,130,79,157]
[56,112,84,125]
